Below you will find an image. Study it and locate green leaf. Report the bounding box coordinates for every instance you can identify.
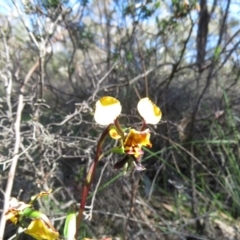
[155,1,161,8]
[214,46,221,61]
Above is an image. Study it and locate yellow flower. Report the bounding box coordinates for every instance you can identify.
[109,128,122,140]
[94,96,122,126]
[5,190,59,240]
[5,198,31,225]
[137,97,162,124]
[109,127,152,159]
[25,218,59,240]
[123,129,152,158]
[5,208,19,225]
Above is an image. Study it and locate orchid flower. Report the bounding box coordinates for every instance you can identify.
[94,96,162,171]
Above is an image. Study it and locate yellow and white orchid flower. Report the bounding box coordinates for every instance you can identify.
[94,96,161,125]
[137,97,162,124]
[94,96,122,126]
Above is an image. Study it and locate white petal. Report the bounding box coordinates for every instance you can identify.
[137,97,162,124]
[94,96,122,125]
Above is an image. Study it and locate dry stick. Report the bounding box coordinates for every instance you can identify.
[87,157,110,221]
[1,27,13,120]
[97,63,172,92]
[136,40,148,98]
[91,61,119,101]
[33,9,63,118]
[0,61,39,239]
[123,170,140,240]
[133,86,141,100]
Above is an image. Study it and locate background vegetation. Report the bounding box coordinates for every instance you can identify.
[1,0,240,239]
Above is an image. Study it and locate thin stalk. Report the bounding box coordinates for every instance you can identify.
[75,125,110,238]
[114,119,125,139]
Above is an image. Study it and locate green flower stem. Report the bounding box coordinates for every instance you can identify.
[64,204,77,240]
[75,125,111,239]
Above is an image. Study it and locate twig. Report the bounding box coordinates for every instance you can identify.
[123,170,139,240]
[86,157,110,220]
[91,61,119,101]
[190,144,203,234]
[129,63,172,86]
[136,40,148,97]
[0,61,39,239]
[0,26,13,120]
[0,143,33,168]
[48,107,81,127]
[147,163,164,201]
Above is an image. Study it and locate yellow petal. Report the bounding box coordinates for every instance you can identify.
[94,96,122,125]
[5,209,19,225]
[25,218,59,240]
[109,128,121,139]
[30,189,52,205]
[137,97,162,124]
[124,129,152,148]
[5,198,32,225]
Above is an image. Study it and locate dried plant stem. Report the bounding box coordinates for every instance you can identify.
[137,40,148,97]
[87,158,109,220]
[123,170,139,240]
[0,61,39,239]
[0,27,13,120]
